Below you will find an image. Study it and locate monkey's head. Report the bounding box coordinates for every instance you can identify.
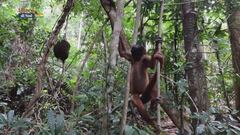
[131,45,146,61]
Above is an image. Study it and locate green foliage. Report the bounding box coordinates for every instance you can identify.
[125,125,151,135]
[47,109,65,135]
[177,79,188,95]
[192,108,240,135]
[0,110,31,134]
[225,0,240,14]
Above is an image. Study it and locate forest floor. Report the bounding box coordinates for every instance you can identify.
[161,117,178,135]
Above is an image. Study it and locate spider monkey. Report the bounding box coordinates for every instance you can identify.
[119,36,164,130]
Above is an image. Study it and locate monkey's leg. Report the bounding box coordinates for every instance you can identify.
[149,88,161,111]
[141,71,162,112]
[132,94,157,129]
[140,72,157,104]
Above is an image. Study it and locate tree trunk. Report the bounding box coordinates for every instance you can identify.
[101,0,125,134]
[181,0,209,131]
[131,0,142,45]
[102,30,109,135]
[157,0,164,130]
[226,8,240,112]
[173,10,180,105]
[120,66,131,135]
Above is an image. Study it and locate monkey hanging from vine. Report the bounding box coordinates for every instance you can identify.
[119,36,164,130]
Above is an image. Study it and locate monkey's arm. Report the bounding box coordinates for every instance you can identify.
[154,37,164,69]
[119,33,133,62]
[144,37,163,69]
[154,52,164,70]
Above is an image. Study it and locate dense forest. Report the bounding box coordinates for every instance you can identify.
[0,0,240,135]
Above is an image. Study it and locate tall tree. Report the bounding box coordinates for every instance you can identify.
[181,0,209,130]
[225,0,240,113]
[101,0,125,134]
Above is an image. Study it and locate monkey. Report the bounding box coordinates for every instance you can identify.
[119,36,164,130]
